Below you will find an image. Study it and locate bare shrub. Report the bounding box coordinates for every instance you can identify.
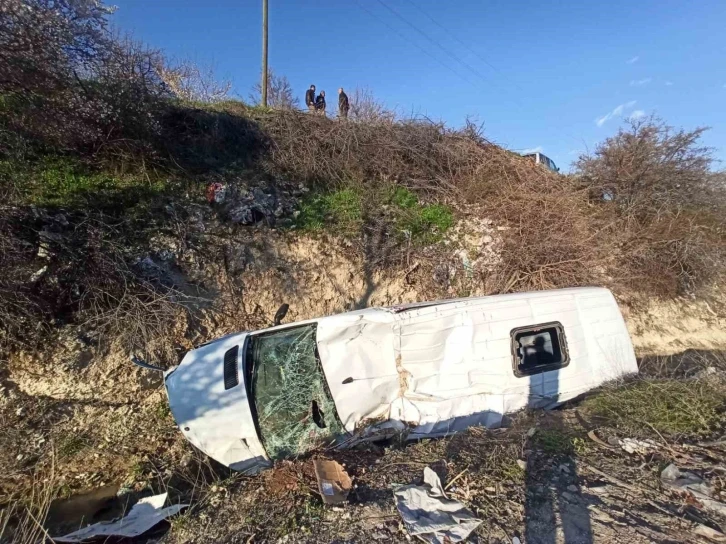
[251,108,488,196]
[76,237,187,363]
[0,0,112,97]
[0,207,184,362]
[348,87,396,123]
[576,117,726,295]
[157,58,232,103]
[471,149,607,292]
[576,117,714,212]
[249,69,299,109]
[0,208,49,350]
[0,465,57,544]
[0,1,168,155]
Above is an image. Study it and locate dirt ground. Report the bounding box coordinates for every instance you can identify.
[154,399,726,544]
[1,229,725,543]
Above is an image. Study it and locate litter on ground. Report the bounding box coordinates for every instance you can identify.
[394,467,482,544]
[54,492,187,543]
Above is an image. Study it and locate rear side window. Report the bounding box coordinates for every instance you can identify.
[511,322,569,377]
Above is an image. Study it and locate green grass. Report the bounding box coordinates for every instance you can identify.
[295,188,362,235]
[583,379,726,438]
[388,186,419,209]
[495,458,525,482]
[58,434,90,459]
[295,185,453,243]
[0,156,166,208]
[533,429,574,456]
[153,399,171,421]
[402,203,454,243]
[387,187,453,243]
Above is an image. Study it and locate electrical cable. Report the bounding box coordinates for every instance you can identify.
[351,0,478,89]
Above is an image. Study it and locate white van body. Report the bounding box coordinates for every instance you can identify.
[164,287,637,473]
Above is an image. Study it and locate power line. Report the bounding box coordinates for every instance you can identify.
[351,0,477,89]
[394,2,589,149]
[355,0,585,151]
[374,0,499,90]
[378,1,586,148]
[402,0,522,89]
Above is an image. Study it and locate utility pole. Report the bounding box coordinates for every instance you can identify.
[261,0,268,107]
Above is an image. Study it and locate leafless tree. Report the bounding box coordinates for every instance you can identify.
[249,70,299,109]
[0,0,170,151]
[0,0,113,96]
[156,58,232,103]
[348,87,396,123]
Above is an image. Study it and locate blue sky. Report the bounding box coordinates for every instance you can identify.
[113,0,726,171]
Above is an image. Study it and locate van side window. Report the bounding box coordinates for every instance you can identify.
[511,322,569,377]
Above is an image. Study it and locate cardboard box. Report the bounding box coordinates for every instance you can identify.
[313,460,352,505]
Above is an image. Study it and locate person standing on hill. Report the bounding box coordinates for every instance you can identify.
[305,85,316,112]
[338,88,349,119]
[315,90,326,115]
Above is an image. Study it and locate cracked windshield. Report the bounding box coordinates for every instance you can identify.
[250,325,344,460]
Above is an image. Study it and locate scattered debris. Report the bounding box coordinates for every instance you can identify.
[694,523,726,542]
[660,464,726,517]
[54,492,187,543]
[394,466,482,544]
[206,183,298,226]
[313,460,352,506]
[587,429,614,450]
[206,182,226,204]
[618,437,659,455]
[29,265,48,283]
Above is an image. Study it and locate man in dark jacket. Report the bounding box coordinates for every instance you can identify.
[305,85,316,112]
[315,90,326,115]
[338,87,349,119]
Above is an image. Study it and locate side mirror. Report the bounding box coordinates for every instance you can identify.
[273,303,289,326]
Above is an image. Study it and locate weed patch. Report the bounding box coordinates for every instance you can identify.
[400,203,454,243]
[58,434,90,459]
[153,399,172,421]
[0,156,166,208]
[533,429,574,456]
[583,378,726,439]
[295,185,453,244]
[295,189,362,235]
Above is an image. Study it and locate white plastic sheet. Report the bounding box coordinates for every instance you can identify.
[394,467,482,544]
[55,492,187,543]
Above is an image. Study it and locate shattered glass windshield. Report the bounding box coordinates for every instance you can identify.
[250,324,344,460]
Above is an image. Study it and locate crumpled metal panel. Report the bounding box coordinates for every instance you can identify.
[382,287,637,436]
[318,310,400,433]
[318,287,636,440]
